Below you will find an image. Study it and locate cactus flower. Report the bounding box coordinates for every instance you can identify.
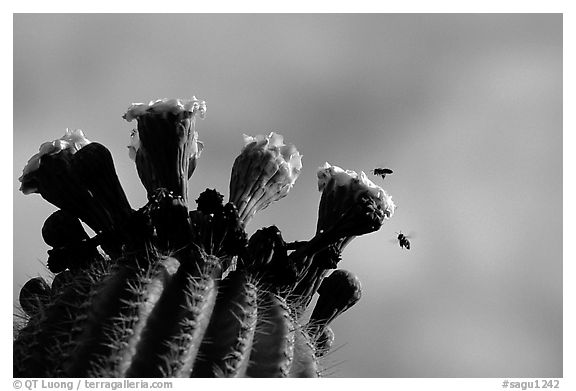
[18,130,116,233]
[316,162,395,242]
[291,163,395,275]
[229,132,302,226]
[19,129,132,262]
[19,129,91,195]
[123,97,206,203]
[289,164,394,310]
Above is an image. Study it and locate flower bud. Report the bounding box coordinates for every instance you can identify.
[46,243,101,273]
[189,189,248,259]
[195,188,224,215]
[42,210,90,248]
[314,326,335,357]
[309,269,362,332]
[41,207,103,273]
[243,226,297,288]
[146,189,191,254]
[229,132,302,226]
[245,225,285,270]
[19,277,51,316]
[51,270,74,295]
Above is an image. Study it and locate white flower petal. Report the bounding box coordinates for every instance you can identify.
[123,97,206,122]
[20,129,91,178]
[317,163,395,219]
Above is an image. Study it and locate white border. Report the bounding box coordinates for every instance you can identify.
[4,2,573,389]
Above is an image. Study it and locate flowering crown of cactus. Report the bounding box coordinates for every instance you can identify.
[15,96,395,378]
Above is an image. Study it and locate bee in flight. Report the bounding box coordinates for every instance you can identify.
[371,167,393,180]
[396,231,411,250]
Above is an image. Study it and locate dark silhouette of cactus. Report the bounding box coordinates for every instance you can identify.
[14,97,396,378]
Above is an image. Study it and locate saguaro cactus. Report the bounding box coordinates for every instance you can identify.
[14,97,396,378]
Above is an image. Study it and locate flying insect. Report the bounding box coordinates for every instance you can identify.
[371,167,393,180]
[396,231,411,250]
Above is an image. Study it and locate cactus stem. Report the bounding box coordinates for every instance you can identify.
[246,291,295,378]
[289,327,320,378]
[62,260,159,377]
[192,270,258,378]
[123,255,221,377]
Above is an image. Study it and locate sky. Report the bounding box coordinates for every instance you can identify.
[12,14,562,377]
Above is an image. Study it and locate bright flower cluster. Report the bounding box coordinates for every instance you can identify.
[16,97,399,375]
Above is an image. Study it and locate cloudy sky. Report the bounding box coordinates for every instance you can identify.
[13,14,562,377]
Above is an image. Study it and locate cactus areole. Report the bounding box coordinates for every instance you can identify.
[14,96,396,378]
